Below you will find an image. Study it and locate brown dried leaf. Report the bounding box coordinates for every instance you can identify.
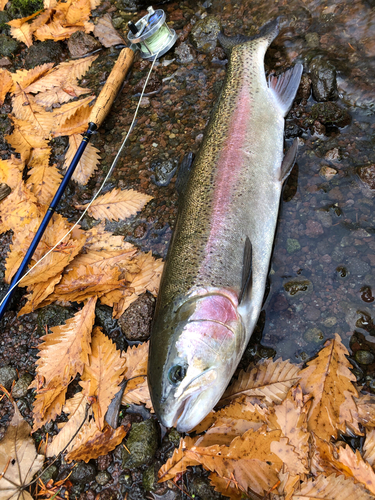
[26,148,62,205]
[68,248,138,272]
[363,428,375,466]
[220,358,301,407]
[122,341,149,379]
[0,69,13,105]
[186,427,283,497]
[11,94,54,137]
[34,84,91,107]
[76,187,153,221]
[291,474,374,500]
[11,63,54,95]
[0,0,7,10]
[65,420,127,463]
[46,392,90,457]
[52,101,91,136]
[32,386,67,432]
[80,326,126,430]
[18,273,62,316]
[63,133,100,185]
[355,394,375,429]
[209,473,244,500]
[7,14,38,47]
[0,156,23,190]
[299,333,360,441]
[0,402,45,500]
[34,21,84,41]
[0,181,39,236]
[49,95,94,131]
[270,437,307,476]
[83,222,134,252]
[158,437,201,482]
[93,14,125,47]
[32,296,96,388]
[336,445,375,495]
[65,0,91,25]
[121,376,153,410]
[6,117,49,162]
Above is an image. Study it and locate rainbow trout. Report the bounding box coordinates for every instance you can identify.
[148,18,303,432]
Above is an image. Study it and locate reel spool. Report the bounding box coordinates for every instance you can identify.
[127,6,177,60]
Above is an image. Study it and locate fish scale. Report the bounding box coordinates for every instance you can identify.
[149,18,303,432]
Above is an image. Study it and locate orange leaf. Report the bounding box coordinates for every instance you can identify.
[34,84,91,107]
[292,474,374,500]
[220,358,301,407]
[32,385,68,432]
[336,446,375,495]
[68,247,138,271]
[0,181,39,235]
[0,69,13,105]
[11,62,54,95]
[299,333,360,441]
[26,148,62,205]
[121,376,153,410]
[80,326,127,430]
[12,94,55,137]
[62,133,100,185]
[0,156,24,190]
[65,0,91,25]
[7,12,42,47]
[52,101,91,135]
[18,273,62,316]
[363,429,375,466]
[6,117,49,162]
[76,187,153,221]
[34,22,84,41]
[158,437,201,482]
[122,341,149,379]
[65,420,128,463]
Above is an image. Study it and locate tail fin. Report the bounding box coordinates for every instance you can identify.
[218,17,280,57]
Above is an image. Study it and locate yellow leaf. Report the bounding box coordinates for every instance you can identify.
[80,326,126,430]
[68,247,138,271]
[209,473,244,500]
[34,84,91,107]
[158,437,201,482]
[0,69,13,105]
[65,0,91,25]
[121,376,153,410]
[270,437,307,476]
[0,0,7,9]
[34,22,84,42]
[46,392,91,457]
[26,148,62,205]
[0,156,23,190]
[220,358,301,406]
[18,273,62,316]
[44,0,58,7]
[7,12,41,47]
[0,181,39,235]
[63,133,100,185]
[355,394,375,429]
[11,62,54,95]
[83,222,133,252]
[52,101,91,136]
[336,446,375,495]
[299,333,360,441]
[49,95,94,133]
[29,9,53,31]
[65,419,127,463]
[32,386,67,432]
[292,474,374,500]
[12,94,54,137]
[6,117,49,162]
[76,187,153,221]
[122,341,149,379]
[0,402,45,500]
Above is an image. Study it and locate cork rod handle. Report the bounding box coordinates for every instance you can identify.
[89,48,135,129]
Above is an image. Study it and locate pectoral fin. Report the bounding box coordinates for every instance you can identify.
[268,64,303,116]
[280,138,299,182]
[239,237,252,305]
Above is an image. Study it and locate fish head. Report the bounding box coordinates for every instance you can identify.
[148,289,245,432]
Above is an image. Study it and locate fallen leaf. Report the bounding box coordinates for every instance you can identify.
[34,21,84,42]
[49,95,94,132]
[11,63,54,95]
[76,187,153,221]
[270,437,307,476]
[62,133,100,185]
[65,419,128,463]
[299,334,360,441]
[291,474,374,500]
[46,392,91,457]
[68,247,138,272]
[0,69,13,105]
[336,445,375,495]
[11,94,54,137]
[65,0,91,25]
[0,157,24,190]
[121,376,153,410]
[0,401,45,500]
[18,273,62,316]
[220,358,301,406]
[209,472,244,500]
[26,148,62,205]
[93,14,125,47]
[7,16,37,47]
[80,326,126,430]
[363,428,375,466]
[0,181,39,236]
[5,117,49,162]
[355,394,375,429]
[158,437,201,482]
[52,101,92,136]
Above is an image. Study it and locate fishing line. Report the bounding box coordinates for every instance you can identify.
[0,52,159,310]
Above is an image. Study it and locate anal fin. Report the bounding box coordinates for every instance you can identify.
[268,63,303,116]
[239,237,252,305]
[280,138,299,182]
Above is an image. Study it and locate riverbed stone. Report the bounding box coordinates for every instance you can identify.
[311,102,351,127]
[355,350,375,365]
[123,419,158,468]
[68,31,101,58]
[0,35,19,58]
[0,366,17,391]
[287,238,301,254]
[12,373,33,398]
[358,164,375,191]
[309,56,338,101]
[190,15,222,54]
[175,42,194,64]
[70,462,96,484]
[25,40,62,69]
[118,292,155,341]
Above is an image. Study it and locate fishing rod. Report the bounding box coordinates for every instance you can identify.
[0,7,177,321]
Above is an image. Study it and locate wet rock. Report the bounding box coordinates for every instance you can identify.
[118,293,155,341]
[0,34,19,58]
[324,148,340,161]
[305,32,319,48]
[349,258,370,276]
[12,373,33,398]
[175,42,194,64]
[142,462,159,491]
[284,279,313,297]
[134,73,161,95]
[150,158,178,187]
[310,102,351,127]
[319,166,337,180]
[97,454,112,471]
[40,465,58,485]
[305,220,324,237]
[323,316,337,327]
[305,306,321,321]
[190,15,221,54]
[309,56,338,101]
[167,428,181,447]
[358,164,375,191]
[36,304,74,335]
[123,419,158,468]
[0,12,11,34]
[0,366,17,391]
[68,31,101,58]
[286,238,301,254]
[189,476,222,500]
[95,471,111,486]
[25,40,62,69]
[355,350,375,365]
[95,488,117,500]
[297,73,312,100]
[304,327,324,343]
[70,462,96,484]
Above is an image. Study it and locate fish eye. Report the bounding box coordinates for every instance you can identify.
[168,364,187,385]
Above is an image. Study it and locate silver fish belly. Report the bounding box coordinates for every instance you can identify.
[148,18,303,432]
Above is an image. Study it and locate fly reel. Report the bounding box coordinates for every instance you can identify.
[127,6,177,60]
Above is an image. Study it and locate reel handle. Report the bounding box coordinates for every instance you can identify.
[89,47,134,129]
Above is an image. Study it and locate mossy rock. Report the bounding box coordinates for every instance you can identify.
[123,419,158,468]
[0,11,11,34]
[0,34,19,57]
[310,102,351,127]
[25,40,62,69]
[190,15,222,54]
[8,0,44,18]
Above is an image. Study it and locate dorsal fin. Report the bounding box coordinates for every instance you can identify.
[239,237,252,305]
